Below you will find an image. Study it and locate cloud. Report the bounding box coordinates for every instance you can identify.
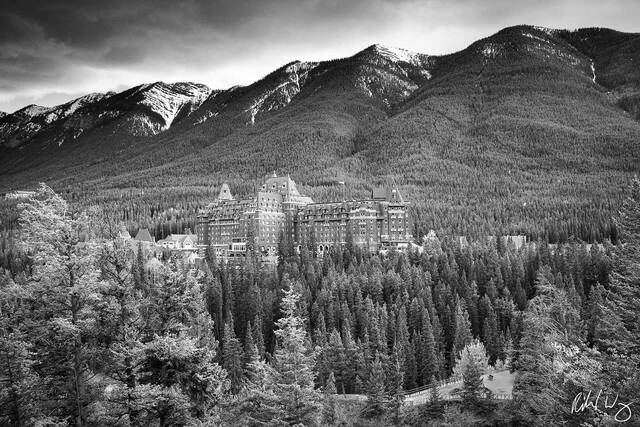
[0,0,639,112]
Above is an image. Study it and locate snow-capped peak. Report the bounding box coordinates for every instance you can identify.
[42,92,111,124]
[368,44,427,66]
[16,104,49,118]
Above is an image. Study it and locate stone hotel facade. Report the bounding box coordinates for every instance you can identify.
[196,173,412,262]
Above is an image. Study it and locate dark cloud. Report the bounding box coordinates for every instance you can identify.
[102,45,144,65]
[0,0,639,112]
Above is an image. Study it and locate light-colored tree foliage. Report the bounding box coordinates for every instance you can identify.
[452,339,490,378]
[0,184,228,426]
[513,267,600,426]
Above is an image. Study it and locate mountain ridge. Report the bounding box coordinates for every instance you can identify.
[1,24,639,241]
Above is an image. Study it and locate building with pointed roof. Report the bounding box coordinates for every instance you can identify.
[196,173,412,263]
[134,228,155,243]
[157,234,198,250]
[218,182,234,200]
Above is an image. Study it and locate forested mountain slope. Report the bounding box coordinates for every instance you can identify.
[1,25,639,242]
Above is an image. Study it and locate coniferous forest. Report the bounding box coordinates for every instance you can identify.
[1,181,639,426]
[1,10,640,426]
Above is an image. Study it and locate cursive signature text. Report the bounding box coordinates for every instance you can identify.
[572,389,632,423]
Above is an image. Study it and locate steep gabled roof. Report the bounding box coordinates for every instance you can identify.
[134,228,154,242]
[218,182,234,200]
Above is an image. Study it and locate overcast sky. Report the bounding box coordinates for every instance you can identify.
[0,0,637,113]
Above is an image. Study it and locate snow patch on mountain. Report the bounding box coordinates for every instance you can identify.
[532,26,558,36]
[523,32,550,44]
[194,111,219,125]
[42,93,111,124]
[371,44,425,66]
[481,43,503,58]
[590,60,597,84]
[135,82,212,131]
[16,104,48,118]
[524,38,582,67]
[244,62,318,125]
[354,66,420,103]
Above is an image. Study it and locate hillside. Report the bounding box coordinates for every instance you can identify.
[1,25,639,242]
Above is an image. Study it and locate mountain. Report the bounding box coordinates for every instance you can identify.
[0,95,111,149]
[1,25,639,241]
[557,27,640,120]
[0,82,211,150]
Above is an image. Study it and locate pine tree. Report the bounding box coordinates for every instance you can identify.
[429,375,441,406]
[431,312,446,378]
[326,329,347,392]
[503,329,515,370]
[222,322,245,394]
[16,183,101,425]
[420,308,438,384]
[361,353,388,419]
[252,314,266,358]
[593,178,640,424]
[244,321,257,367]
[231,344,281,425]
[460,350,487,408]
[512,267,592,426]
[92,233,149,425]
[482,306,500,365]
[389,348,405,425]
[452,339,490,379]
[0,272,42,426]
[452,300,473,368]
[271,286,321,425]
[134,242,148,289]
[322,371,338,426]
[136,261,228,424]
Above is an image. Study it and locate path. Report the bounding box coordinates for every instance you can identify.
[405,370,515,405]
[335,370,516,405]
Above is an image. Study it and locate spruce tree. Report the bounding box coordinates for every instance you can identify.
[271,286,321,425]
[460,348,487,408]
[136,261,228,424]
[16,184,100,425]
[429,375,441,406]
[92,233,149,425]
[361,353,388,419]
[420,308,438,384]
[252,314,266,358]
[452,339,490,379]
[452,300,473,368]
[593,178,640,424]
[322,371,338,426]
[222,322,245,394]
[0,273,42,426]
[389,348,405,425]
[512,267,593,426]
